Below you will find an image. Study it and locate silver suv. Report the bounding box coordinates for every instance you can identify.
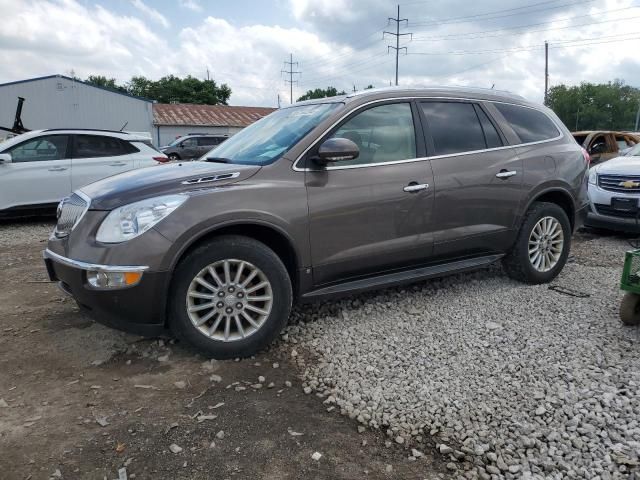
[160,134,228,161]
[44,87,589,358]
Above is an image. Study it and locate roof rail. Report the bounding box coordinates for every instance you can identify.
[345,85,525,100]
[43,128,132,134]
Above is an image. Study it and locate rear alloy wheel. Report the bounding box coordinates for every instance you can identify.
[169,236,292,359]
[503,202,571,284]
[168,153,180,161]
[528,216,564,273]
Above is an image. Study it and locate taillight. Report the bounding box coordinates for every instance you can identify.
[153,156,169,163]
[581,147,591,165]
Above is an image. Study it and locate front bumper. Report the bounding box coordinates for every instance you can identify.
[43,249,168,336]
[585,211,640,233]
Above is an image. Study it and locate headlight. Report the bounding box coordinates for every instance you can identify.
[96,194,187,243]
[588,169,597,185]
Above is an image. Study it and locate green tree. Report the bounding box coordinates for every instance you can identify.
[547,80,640,131]
[85,75,127,93]
[126,75,231,105]
[297,86,346,102]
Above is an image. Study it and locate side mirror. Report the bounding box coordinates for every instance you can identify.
[315,138,359,164]
[0,153,12,164]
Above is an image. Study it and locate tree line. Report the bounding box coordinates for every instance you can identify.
[547,80,640,131]
[84,75,232,105]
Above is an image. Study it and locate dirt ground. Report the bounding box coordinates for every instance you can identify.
[0,218,448,480]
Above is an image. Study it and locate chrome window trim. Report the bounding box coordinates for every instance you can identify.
[292,96,564,172]
[43,249,149,272]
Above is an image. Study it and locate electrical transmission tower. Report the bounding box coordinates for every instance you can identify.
[281,53,301,104]
[384,5,412,86]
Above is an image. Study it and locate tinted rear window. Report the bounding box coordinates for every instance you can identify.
[198,137,221,146]
[493,103,559,144]
[421,102,490,155]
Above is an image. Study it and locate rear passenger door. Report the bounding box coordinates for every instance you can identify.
[197,136,221,158]
[70,135,134,190]
[419,100,524,258]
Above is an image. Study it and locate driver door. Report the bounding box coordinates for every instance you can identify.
[0,134,71,210]
[305,101,435,286]
[180,138,199,159]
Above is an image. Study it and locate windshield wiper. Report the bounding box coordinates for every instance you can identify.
[205,157,233,163]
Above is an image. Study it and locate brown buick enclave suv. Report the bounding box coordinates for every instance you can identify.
[44,87,590,358]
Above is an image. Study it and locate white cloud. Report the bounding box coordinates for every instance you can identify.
[0,0,639,107]
[131,0,169,28]
[179,0,203,12]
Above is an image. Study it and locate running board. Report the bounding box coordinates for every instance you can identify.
[302,254,504,301]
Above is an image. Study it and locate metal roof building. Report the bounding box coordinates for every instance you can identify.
[0,75,154,140]
[153,103,275,146]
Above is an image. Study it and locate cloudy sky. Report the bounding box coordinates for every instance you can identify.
[0,0,638,107]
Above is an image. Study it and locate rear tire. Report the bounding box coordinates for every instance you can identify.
[168,235,292,359]
[168,153,180,161]
[620,292,640,326]
[503,202,571,284]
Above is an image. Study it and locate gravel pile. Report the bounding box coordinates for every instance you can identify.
[286,234,640,479]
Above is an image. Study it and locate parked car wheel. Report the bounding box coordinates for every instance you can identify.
[168,153,180,161]
[168,235,292,359]
[620,292,640,326]
[503,202,571,284]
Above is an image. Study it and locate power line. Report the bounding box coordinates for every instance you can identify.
[281,53,300,104]
[384,5,412,86]
[407,33,640,56]
[411,5,640,42]
[408,0,594,28]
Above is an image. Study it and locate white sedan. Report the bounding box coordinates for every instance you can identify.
[0,129,167,216]
[586,143,640,232]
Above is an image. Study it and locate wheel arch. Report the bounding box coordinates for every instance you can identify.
[525,186,576,230]
[166,220,301,299]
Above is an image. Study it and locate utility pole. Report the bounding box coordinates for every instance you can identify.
[635,102,640,131]
[384,5,412,86]
[544,41,549,105]
[353,84,357,93]
[281,53,300,105]
[206,68,210,81]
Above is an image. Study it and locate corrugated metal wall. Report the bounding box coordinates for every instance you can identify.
[0,76,154,140]
[157,125,243,147]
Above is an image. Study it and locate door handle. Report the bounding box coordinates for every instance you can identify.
[48,167,67,172]
[403,182,429,193]
[496,170,517,179]
[109,162,126,167]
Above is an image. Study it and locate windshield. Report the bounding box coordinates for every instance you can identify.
[624,143,640,156]
[199,103,341,165]
[167,137,184,147]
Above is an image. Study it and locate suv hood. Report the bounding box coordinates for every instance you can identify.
[80,161,260,210]
[592,156,640,175]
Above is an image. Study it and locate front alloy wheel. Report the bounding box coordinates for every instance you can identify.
[169,236,292,359]
[186,259,273,342]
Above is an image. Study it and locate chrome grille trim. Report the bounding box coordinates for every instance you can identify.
[54,191,90,238]
[598,174,640,193]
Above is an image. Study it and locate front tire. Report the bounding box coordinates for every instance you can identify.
[168,235,292,359]
[620,292,640,326]
[503,202,571,284]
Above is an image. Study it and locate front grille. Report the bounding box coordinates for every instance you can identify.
[54,193,89,238]
[598,174,640,193]
[594,204,640,219]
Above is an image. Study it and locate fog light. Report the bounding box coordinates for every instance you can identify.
[87,270,143,289]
